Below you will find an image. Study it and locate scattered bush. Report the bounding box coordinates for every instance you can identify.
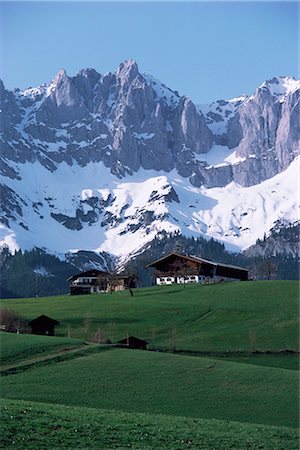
[0,309,27,333]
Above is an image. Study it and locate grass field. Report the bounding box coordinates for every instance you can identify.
[1,281,298,351]
[1,347,298,428]
[1,281,299,448]
[1,398,298,450]
[0,332,84,365]
[219,353,299,370]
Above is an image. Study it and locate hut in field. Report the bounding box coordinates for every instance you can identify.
[117,336,148,350]
[28,314,59,336]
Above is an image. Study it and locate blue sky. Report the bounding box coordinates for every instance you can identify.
[0,1,298,103]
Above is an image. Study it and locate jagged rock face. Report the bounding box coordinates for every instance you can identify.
[275,88,300,168]
[197,77,300,187]
[0,61,298,188]
[228,78,300,186]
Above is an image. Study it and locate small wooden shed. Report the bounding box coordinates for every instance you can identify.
[28,314,59,336]
[117,336,148,350]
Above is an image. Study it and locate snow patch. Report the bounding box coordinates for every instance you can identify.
[34,267,54,277]
[142,72,180,107]
[197,98,243,135]
[261,76,300,100]
[194,145,246,167]
[132,132,155,140]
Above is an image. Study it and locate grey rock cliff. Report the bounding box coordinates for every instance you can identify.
[0,62,299,188]
[231,78,300,186]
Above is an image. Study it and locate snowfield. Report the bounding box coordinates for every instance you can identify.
[1,156,298,262]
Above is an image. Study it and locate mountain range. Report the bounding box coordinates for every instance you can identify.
[0,59,299,268]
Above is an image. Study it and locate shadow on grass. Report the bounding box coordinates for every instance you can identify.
[61,317,142,326]
[136,287,188,297]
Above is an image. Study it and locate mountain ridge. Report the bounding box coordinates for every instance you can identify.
[2,60,299,185]
[0,60,299,264]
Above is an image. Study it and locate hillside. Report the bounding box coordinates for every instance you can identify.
[1,281,298,449]
[243,221,300,258]
[1,281,298,351]
[1,398,298,449]
[1,348,298,428]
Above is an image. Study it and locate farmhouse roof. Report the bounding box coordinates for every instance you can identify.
[147,252,248,272]
[67,269,135,282]
[28,314,59,326]
[67,269,109,282]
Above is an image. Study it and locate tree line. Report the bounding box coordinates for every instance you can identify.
[0,226,299,298]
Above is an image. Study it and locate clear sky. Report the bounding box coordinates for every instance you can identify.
[0,1,298,103]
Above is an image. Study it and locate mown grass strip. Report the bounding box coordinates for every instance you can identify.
[0,343,111,375]
[0,332,85,365]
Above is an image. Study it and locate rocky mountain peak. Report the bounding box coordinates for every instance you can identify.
[0,62,299,190]
[116,59,139,86]
[255,75,300,100]
[0,78,5,93]
[77,67,101,79]
[53,68,68,86]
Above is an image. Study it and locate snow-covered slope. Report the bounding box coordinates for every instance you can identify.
[197,95,247,136]
[0,156,298,263]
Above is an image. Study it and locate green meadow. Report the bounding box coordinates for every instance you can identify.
[1,281,298,351]
[1,347,298,428]
[1,281,299,448]
[0,332,84,365]
[1,398,298,450]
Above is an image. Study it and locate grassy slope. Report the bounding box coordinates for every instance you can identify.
[1,281,298,448]
[220,354,299,370]
[0,281,298,351]
[0,332,84,365]
[1,348,298,428]
[1,398,298,450]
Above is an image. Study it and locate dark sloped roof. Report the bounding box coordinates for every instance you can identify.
[67,269,109,282]
[67,270,136,282]
[189,255,249,272]
[117,336,148,345]
[28,314,59,326]
[147,252,248,272]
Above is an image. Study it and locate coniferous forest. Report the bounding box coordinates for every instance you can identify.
[0,224,298,298]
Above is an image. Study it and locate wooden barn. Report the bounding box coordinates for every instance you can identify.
[68,269,136,295]
[147,252,248,285]
[28,315,59,336]
[117,336,148,350]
